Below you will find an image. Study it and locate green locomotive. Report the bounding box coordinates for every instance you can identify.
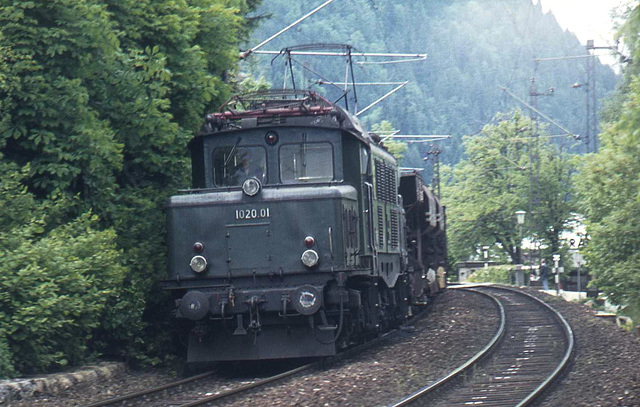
[162,90,446,362]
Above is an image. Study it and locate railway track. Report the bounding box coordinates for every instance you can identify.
[390,285,574,407]
[84,308,430,407]
[83,361,314,407]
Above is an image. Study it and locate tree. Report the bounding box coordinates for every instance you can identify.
[0,0,260,376]
[576,4,640,311]
[372,120,408,161]
[444,110,576,265]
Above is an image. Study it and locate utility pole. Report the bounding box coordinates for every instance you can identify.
[585,39,615,153]
[527,77,554,270]
[535,41,621,153]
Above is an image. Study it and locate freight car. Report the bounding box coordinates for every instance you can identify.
[161,90,447,363]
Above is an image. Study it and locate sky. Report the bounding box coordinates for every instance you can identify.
[534,0,635,67]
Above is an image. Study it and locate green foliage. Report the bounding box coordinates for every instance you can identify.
[372,120,408,161]
[0,162,127,376]
[467,265,513,284]
[577,67,640,307]
[0,214,127,375]
[0,0,260,376]
[574,4,640,310]
[443,111,576,265]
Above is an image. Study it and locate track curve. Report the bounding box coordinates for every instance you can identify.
[390,285,574,407]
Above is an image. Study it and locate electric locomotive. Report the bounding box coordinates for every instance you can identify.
[162,90,446,363]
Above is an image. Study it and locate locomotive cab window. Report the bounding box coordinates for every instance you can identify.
[280,142,334,183]
[212,145,267,187]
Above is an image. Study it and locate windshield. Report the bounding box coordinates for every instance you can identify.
[212,145,267,186]
[280,142,334,183]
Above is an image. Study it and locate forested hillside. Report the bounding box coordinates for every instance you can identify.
[244,0,617,167]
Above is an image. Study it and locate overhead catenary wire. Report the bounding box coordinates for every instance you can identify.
[533,54,609,62]
[316,81,408,86]
[380,134,450,142]
[356,82,409,116]
[241,3,426,114]
[498,85,575,137]
[251,50,427,59]
[240,0,336,59]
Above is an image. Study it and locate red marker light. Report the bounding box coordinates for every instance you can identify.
[304,236,315,248]
[265,131,279,145]
[193,242,204,252]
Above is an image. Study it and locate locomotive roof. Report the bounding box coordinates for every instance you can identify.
[197,89,374,144]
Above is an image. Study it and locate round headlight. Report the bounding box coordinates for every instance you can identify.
[301,249,319,268]
[190,255,208,273]
[242,177,261,196]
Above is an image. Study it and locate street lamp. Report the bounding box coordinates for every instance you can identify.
[515,210,526,263]
[515,210,526,286]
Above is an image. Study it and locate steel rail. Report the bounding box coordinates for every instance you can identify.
[510,287,575,407]
[389,289,506,407]
[389,285,574,407]
[178,362,315,407]
[83,370,217,407]
[86,307,432,407]
[178,307,432,406]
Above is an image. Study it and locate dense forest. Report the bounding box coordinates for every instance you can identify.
[244,0,618,168]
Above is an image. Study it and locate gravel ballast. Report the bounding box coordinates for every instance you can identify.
[5,286,640,406]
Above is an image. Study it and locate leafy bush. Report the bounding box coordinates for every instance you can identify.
[0,212,127,376]
[0,162,128,377]
[467,265,513,284]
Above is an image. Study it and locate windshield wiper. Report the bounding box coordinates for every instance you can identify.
[224,137,242,167]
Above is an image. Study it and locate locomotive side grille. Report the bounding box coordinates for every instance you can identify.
[382,163,390,202]
[390,209,399,248]
[377,205,384,248]
[375,159,397,204]
[375,160,383,201]
[388,164,397,203]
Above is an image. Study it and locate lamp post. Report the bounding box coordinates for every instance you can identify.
[515,210,526,286]
[575,252,584,299]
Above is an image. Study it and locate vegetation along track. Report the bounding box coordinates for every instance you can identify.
[391,285,574,407]
[85,307,431,407]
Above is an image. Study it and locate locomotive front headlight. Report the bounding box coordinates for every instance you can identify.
[190,255,208,273]
[301,249,319,268]
[242,177,261,196]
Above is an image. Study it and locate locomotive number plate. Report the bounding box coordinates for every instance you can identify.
[235,208,271,220]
